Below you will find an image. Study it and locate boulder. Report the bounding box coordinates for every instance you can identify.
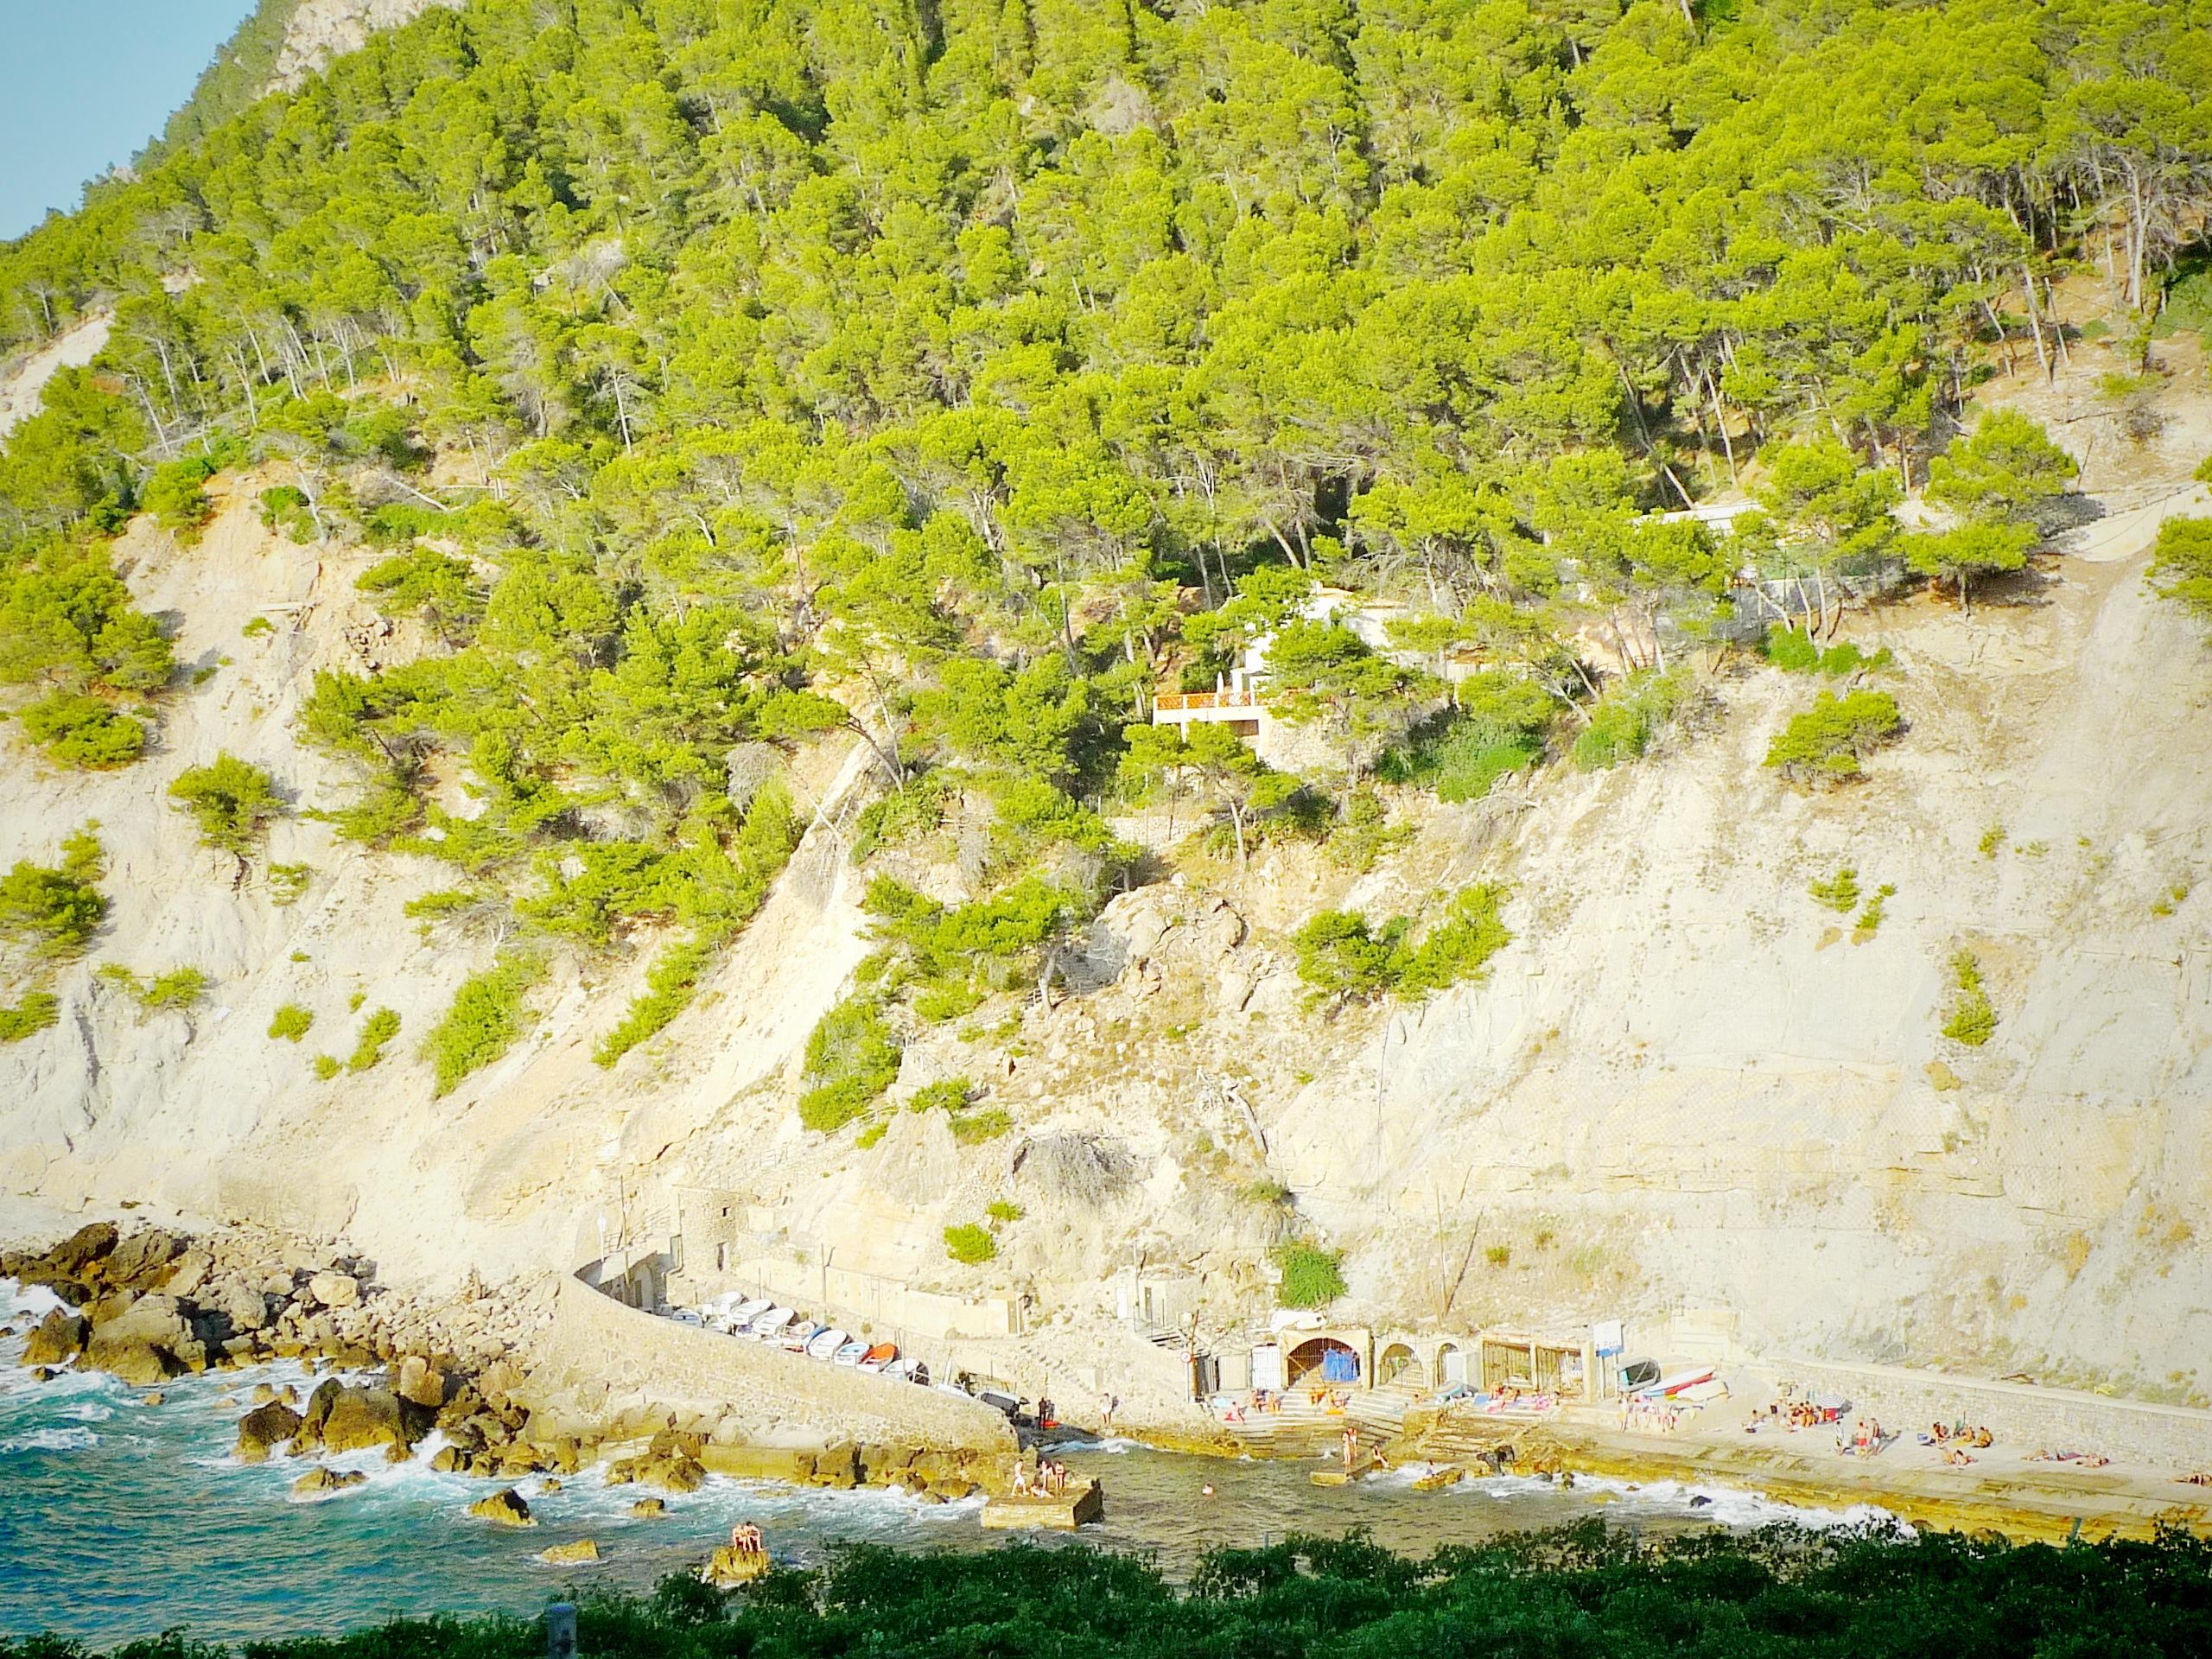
[629,1497,667,1517]
[201,1277,272,1335]
[537,1539,599,1566]
[47,1223,119,1280]
[396,1356,448,1409]
[307,1271,360,1309]
[605,1450,708,1493]
[468,1488,536,1527]
[21,1310,87,1368]
[292,1466,368,1497]
[320,1387,417,1455]
[702,1545,771,1586]
[106,1230,181,1288]
[237,1402,303,1463]
[164,1250,213,1300]
[537,1478,563,1495]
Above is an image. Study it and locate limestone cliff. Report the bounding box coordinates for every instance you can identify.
[1,339,2209,1413]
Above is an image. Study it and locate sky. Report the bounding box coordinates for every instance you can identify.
[0,0,262,241]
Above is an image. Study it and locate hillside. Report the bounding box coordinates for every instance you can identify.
[1,0,2209,1420]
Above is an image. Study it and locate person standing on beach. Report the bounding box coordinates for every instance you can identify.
[1100,1393,1118,1431]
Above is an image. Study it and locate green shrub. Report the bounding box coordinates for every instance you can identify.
[1376,671,1553,801]
[950,1107,1013,1145]
[1942,949,1997,1047]
[850,773,955,864]
[346,1007,401,1071]
[268,1002,314,1041]
[1243,1179,1294,1207]
[312,1054,342,1080]
[1853,884,1896,937]
[985,1201,1023,1223]
[2148,516,2212,628]
[19,692,145,768]
[168,753,285,855]
[267,862,311,906]
[240,615,275,639]
[140,454,219,537]
[1808,867,1860,913]
[1763,626,1892,677]
[908,1078,974,1115]
[0,830,106,960]
[256,485,317,541]
[798,995,900,1131]
[594,934,717,1067]
[854,1121,887,1149]
[1485,1243,1512,1268]
[423,950,545,1096]
[944,1224,998,1265]
[1979,823,2005,858]
[1294,885,1511,1003]
[1572,669,1688,771]
[1272,1242,1347,1308]
[97,963,211,1012]
[0,991,60,1042]
[1764,690,1904,785]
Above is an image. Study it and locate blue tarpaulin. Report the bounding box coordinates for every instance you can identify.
[1320,1348,1360,1382]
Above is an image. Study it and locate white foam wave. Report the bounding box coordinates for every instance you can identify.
[1,1425,99,1453]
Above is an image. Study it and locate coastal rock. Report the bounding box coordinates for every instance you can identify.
[292,1466,368,1497]
[629,1498,667,1517]
[237,1402,303,1462]
[702,1544,770,1586]
[537,1478,563,1495]
[537,1539,599,1565]
[468,1488,536,1527]
[605,1449,707,1493]
[107,1230,181,1287]
[203,1277,272,1335]
[319,1386,419,1455]
[164,1250,213,1300]
[396,1356,448,1409]
[47,1223,119,1280]
[21,1310,87,1368]
[307,1271,360,1309]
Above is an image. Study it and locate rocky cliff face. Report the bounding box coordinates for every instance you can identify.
[270,0,458,90]
[2,344,2209,1410]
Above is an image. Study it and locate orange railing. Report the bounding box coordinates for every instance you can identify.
[1155,689,1262,713]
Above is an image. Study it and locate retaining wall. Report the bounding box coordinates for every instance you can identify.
[537,1274,1017,1452]
[1761,1356,2212,1471]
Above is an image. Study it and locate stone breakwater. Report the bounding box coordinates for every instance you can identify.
[2,1223,1015,1503]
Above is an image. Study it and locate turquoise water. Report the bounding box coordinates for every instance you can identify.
[0,1281,1889,1646]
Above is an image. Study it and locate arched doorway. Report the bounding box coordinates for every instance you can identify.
[1377,1342,1426,1389]
[1435,1341,1468,1388]
[1285,1336,1361,1388]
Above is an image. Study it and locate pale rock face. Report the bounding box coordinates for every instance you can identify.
[307,1270,361,1309]
[270,0,461,91]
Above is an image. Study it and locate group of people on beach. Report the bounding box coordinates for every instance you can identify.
[1839,1417,1890,1458]
[725,1523,767,1561]
[1621,1396,1687,1435]
[1920,1421,1995,1465]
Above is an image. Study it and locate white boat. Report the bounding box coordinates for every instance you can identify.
[748,1307,794,1340]
[806,1327,849,1361]
[782,1320,823,1351]
[833,1341,868,1367]
[1635,1366,1716,1399]
[671,1308,704,1326]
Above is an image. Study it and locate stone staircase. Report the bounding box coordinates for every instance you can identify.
[1223,1380,1428,1456]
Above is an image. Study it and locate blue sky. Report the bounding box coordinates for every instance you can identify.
[0,0,261,240]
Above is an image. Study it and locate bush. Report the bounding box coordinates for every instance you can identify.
[267,862,311,906]
[1764,690,1904,785]
[1763,626,1892,677]
[1273,1242,1346,1308]
[256,485,316,542]
[1572,669,1688,771]
[908,1078,973,1115]
[423,950,545,1096]
[798,995,900,1131]
[313,1054,342,1079]
[268,1002,314,1041]
[985,1201,1023,1223]
[1853,884,1895,937]
[944,1224,998,1265]
[1294,886,1512,1003]
[950,1108,1013,1145]
[0,991,59,1042]
[1376,671,1554,802]
[97,963,211,1012]
[1808,868,1860,913]
[168,753,285,855]
[594,934,717,1068]
[0,830,106,960]
[2148,516,2212,628]
[0,538,173,696]
[18,691,145,768]
[346,1007,401,1071]
[1942,949,1997,1046]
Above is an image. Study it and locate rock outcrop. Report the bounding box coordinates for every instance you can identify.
[467,1488,535,1527]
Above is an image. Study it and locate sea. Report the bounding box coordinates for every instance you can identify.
[0,1280,1897,1647]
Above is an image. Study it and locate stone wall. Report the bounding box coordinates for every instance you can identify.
[535,1274,1017,1453]
[1760,1357,2212,1471]
[674,1252,1019,1342]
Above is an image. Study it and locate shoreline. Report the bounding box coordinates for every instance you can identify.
[10,1214,2211,1544]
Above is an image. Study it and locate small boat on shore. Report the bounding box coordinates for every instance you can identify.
[749,1307,795,1341]
[782,1320,823,1352]
[833,1341,868,1367]
[857,1343,898,1373]
[805,1326,849,1361]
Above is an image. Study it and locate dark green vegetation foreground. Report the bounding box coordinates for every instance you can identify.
[8,1527,2212,1658]
[1,0,2207,1092]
